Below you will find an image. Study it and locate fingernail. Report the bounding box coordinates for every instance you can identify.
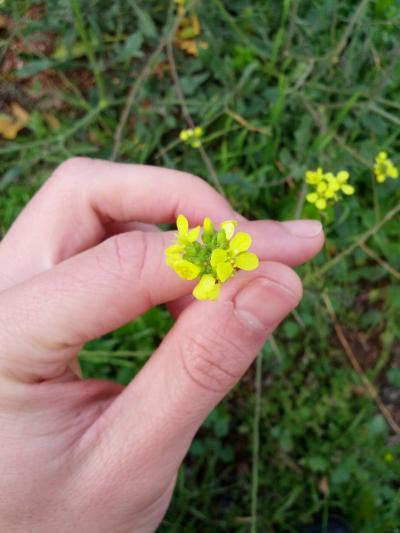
[282,219,322,237]
[234,278,300,331]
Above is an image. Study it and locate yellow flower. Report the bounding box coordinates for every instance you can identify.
[305,167,325,185]
[306,191,327,210]
[210,232,259,282]
[165,215,258,301]
[373,151,398,183]
[176,214,200,245]
[384,452,395,463]
[172,259,201,280]
[306,168,354,210]
[179,127,203,148]
[332,170,355,195]
[220,220,238,240]
[193,274,221,300]
[179,130,190,141]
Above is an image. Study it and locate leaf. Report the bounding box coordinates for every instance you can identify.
[16,59,55,78]
[131,4,157,38]
[306,456,329,472]
[121,32,143,59]
[387,368,400,388]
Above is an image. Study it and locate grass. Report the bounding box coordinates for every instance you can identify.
[1,0,400,531]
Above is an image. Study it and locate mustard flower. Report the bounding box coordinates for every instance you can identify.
[373,152,398,183]
[193,274,220,301]
[179,127,203,148]
[210,233,259,282]
[305,167,325,186]
[165,214,259,301]
[306,167,355,210]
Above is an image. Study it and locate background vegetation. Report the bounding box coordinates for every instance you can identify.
[1,1,399,531]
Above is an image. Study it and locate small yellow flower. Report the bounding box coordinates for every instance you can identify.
[373,152,398,183]
[305,167,325,185]
[179,130,190,141]
[166,215,259,301]
[384,452,395,463]
[179,127,203,148]
[306,191,327,211]
[176,214,200,245]
[193,274,221,300]
[210,232,259,282]
[332,171,355,195]
[305,168,354,210]
[172,259,201,280]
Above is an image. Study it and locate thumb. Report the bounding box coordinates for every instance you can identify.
[87,262,302,484]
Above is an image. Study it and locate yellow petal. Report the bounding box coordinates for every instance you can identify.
[317,181,327,192]
[376,173,386,183]
[194,127,203,137]
[235,252,259,271]
[376,151,387,162]
[179,130,189,141]
[220,220,238,240]
[229,232,251,255]
[306,192,318,204]
[187,225,200,242]
[193,274,220,300]
[316,198,327,210]
[305,170,317,184]
[341,184,355,195]
[173,259,201,280]
[210,248,228,268]
[336,170,349,183]
[165,244,184,257]
[203,216,214,235]
[216,261,234,282]
[177,214,189,235]
[324,189,335,199]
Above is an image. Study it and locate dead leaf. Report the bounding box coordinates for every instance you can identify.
[175,14,208,56]
[0,102,30,140]
[0,15,8,29]
[318,476,330,496]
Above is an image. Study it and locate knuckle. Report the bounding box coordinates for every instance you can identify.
[51,157,91,182]
[179,328,244,394]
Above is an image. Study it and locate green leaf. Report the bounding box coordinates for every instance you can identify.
[121,32,143,59]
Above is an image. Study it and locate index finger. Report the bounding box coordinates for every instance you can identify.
[0,158,234,289]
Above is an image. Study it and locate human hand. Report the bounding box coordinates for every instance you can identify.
[0,158,324,532]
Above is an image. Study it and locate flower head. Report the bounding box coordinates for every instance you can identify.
[373,152,398,183]
[306,168,355,210]
[179,127,203,148]
[165,215,259,301]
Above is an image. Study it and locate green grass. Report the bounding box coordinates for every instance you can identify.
[1,0,400,531]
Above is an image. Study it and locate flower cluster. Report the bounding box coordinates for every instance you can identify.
[179,127,203,148]
[373,152,398,183]
[305,168,355,210]
[165,215,259,300]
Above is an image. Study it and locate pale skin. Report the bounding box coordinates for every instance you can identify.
[0,158,324,532]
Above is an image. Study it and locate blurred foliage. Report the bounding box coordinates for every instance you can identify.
[1,0,400,531]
